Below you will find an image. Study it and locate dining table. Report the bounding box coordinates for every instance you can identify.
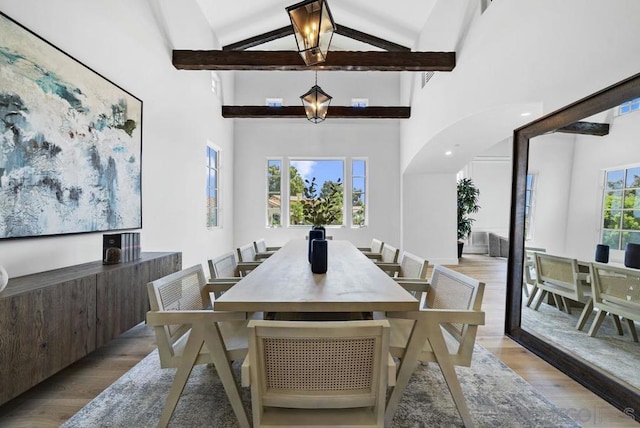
[213,239,419,315]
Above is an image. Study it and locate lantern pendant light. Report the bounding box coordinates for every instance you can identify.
[286,0,336,66]
[300,72,332,123]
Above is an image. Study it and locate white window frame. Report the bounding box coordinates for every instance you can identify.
[206,142,221,228]
[600,163,640,250]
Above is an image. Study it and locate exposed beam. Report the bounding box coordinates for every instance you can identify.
[173,50,455,71]
[556,121,610,136]
[222,26,292,51]
[222,105,411,119]
[221,23,409,52]
[335,24,410,52]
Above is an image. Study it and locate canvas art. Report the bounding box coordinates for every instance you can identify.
[0,12,142,239]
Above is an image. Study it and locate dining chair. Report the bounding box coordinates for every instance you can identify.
[208,251,260,282]
[237,243,267,263]
[358,238,385,261]
[526,252,593,330]
[253,238,281,259]
[241,319,394,428]
[588,262,640,342]
[384,265,485,428]
[146,265,251,428]
[377,251,428,280]
[377,243,399,264]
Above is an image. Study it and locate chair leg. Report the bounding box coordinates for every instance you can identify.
[560,297,572,315]
[202,324,251,428]
[612,314,623,335]
[626,319,639,342]
[576,298,593,331]
[533,290,548,310]
[157,327,205,428]
[588,310,607,338]
[525,286,539,307]
[522,282,530,297]
[427,324,475,428]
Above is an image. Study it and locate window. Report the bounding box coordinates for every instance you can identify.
[206,144,219,227]
[351,98,368,108]
[352,159,367,227]
[266,98,283,107]
[290,159,344,226]
[267,159,282,227]
[525,173,536,239]
[266,158,366,228]
[618,98,640,115]
[601,166,640,249]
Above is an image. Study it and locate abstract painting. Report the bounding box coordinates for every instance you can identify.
[0,12,142,239]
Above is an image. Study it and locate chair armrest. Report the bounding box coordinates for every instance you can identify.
[208,278,241,283]
[357,247,372,252]
[364,253,383,261]
[237,261,261,269]
[147,310,246,325]
[376,263,401,275]
[205,281,237,294]
[241,356,251,387]
[255,252,273,259]
[266,246,281,251]
[394,279,430,294]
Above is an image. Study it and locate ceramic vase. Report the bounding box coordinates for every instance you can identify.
[311,239,328,274]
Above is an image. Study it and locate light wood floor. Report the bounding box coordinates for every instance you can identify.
[0,255,637,427]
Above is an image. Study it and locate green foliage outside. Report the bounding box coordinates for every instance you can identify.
[288,167,343,225]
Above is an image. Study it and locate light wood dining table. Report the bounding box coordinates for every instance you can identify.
[214,239,419,314]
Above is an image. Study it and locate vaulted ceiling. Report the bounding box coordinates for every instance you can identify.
[174,0,447,119]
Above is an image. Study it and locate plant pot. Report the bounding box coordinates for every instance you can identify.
[457,241,464,258]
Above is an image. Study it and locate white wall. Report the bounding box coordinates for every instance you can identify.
[0,0,235,277]
[233,120,401,249]
[399,0,640,263]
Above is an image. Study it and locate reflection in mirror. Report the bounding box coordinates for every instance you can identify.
[507,73,640,414]
[521,107,640,391]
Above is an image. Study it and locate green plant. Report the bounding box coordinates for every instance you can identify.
[301,177,343,226]
[457,178,480,240]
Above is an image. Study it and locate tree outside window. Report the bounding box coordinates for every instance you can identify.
[602,166,640,249]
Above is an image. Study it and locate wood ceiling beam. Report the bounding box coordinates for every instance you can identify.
[173,50,455,71]
[221,105,411,119]
[334,24,410,52]
[556,121,610,136]
[221,24,410,52]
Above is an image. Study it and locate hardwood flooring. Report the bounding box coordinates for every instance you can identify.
[0,255,637,427]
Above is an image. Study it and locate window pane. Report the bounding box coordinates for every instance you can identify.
[623,210,640,230]
[353,160,366,177]
[267,160,282,227]
[206,146,219,227]
[602,230,620,249]
[606,170,624,190]
[352,207,365,226]
[208,147,217,167]
[622,231,640,248]
[605,190,623,210]
[353,177,365,192]
[353,191,365,206]
[624,189,640,209]
[626,168,640,188]
[603,210,621,229]
[290,160,344,226]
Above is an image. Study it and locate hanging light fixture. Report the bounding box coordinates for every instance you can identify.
[286,0,336,66]
[300,72,332,123]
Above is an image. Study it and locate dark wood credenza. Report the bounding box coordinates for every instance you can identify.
[0,251,182,405]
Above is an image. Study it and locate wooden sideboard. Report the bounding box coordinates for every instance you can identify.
[0,252,182,405]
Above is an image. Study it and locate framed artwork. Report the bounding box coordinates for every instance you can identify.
[0,12,142,239]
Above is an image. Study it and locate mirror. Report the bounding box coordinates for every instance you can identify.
[506,72,640,413]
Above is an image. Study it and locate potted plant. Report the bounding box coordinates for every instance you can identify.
[457,178,480,258]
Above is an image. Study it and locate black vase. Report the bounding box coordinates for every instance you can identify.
[595,244,609,263]
[311,239,328,274]
[308,230,324,263]
[624,243,640,268]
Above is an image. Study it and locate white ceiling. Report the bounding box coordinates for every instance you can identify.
[195,0,438,51]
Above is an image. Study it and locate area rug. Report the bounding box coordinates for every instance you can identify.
[61,344,579,427]
[522,302,640,391]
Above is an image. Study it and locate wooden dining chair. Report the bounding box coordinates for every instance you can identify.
[377,243,399,264]
[237,242,268,263]
[384,265,485,427]
[526,252,593,330]
[358,238,385,261]
[146,265,251,428]
[208,251,260,282]
[377,251,428,279]
[588,262,640,342]
[253,238,281,259]
[241,319,394,428]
